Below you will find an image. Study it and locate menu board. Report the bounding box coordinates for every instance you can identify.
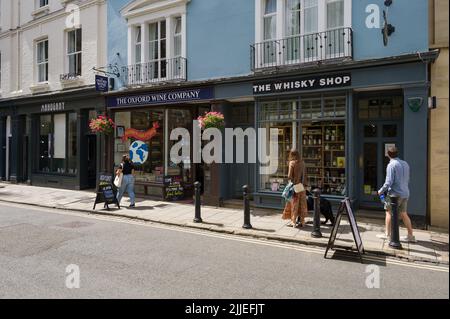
[164,175,185,201]
[324,198,364,262]
[93,172,120,210]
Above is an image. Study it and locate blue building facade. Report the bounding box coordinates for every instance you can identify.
[104,0,436,225]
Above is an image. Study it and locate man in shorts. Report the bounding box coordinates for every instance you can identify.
[377,146,416,243]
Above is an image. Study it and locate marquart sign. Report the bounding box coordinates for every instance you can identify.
[253,73,352,94]
[41,102,65,113]
[107,87,214,108]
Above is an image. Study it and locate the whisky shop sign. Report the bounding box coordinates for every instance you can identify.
[253,73,352,95]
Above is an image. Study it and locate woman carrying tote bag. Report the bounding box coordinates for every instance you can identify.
[282,150,308,228]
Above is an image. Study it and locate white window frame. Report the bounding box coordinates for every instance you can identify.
[148,20,167,80]
[123,1,187,75]
[255,0,352,63]
[36,39,49,83]
[66,28,82,77]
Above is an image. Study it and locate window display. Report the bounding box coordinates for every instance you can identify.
[258,94,347,197]
[38,112,77,174]
[114,108,194,197]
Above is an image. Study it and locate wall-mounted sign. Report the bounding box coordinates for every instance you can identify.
[407,97,423,112]
[95,75,109,92]
[106,87,214,108]
[41,102,65,113]
[253,73,352,95]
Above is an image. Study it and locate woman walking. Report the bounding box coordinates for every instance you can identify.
[116,155,136,208]
[282,150,308,227]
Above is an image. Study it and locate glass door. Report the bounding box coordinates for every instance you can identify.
[359,121,402,208]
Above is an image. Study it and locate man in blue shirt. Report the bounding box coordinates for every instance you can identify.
[377,146,416,243]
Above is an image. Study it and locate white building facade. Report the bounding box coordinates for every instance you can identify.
[0,0,108,190]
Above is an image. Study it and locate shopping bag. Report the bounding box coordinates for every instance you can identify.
[114,172,123,188]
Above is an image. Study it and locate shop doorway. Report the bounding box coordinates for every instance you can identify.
[356,94,403,209]
[86,134,97,188]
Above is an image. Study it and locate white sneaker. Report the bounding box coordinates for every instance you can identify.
[400,235,417,243]
[376,233,389,240]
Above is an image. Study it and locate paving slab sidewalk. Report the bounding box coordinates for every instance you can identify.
[0,183,448,265]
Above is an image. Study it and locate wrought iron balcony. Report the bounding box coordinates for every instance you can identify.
[251,27,353,71]
[121,57,187,86]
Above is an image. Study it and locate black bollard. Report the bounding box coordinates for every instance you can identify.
[242,185,252,229]
[311,188,322,238]
[389,195,402,249]
[193,181,202,223]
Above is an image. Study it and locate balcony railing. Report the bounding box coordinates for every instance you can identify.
[251,27,353,71]
[121,57,187,86]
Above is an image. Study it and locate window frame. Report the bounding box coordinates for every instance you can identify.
[66,28,82,77]
[256,0,351,43]
[37,112,78,175]
[36,39,49,83]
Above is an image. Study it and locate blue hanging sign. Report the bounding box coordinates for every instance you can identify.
[95,75,109,92]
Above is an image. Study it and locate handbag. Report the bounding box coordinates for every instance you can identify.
[114,172,123,188]
[293,183,305,193]
[281,182,294,202]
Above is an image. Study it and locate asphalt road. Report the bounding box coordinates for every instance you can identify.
[0,202,448,299]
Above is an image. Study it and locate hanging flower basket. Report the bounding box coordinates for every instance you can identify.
[89,115,116,135]
[197,111,225,130]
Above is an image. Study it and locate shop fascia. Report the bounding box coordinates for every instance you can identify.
[108,87,280,175]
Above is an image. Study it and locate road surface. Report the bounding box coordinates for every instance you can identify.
[0,202,448,299]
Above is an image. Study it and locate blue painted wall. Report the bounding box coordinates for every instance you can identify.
[107,0,429,88]
[352,0,429,60]
[107,0,130,90]
[186,0,254,81]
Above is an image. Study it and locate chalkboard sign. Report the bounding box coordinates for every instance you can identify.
[164,175,185,201]
[324,198,364,263]
[93,172,120,210]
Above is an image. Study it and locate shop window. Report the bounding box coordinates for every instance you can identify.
[38,113,77,174]
[114,110,165,188]
[39,115,52,172]
[258,94,347,196]
[259,121,297,192]
[167,109,192,184]
[358,96,403,120]
[68,113,78,174]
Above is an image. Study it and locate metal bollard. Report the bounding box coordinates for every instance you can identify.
[389,195,402,249]
[193,181,203,223]
[242,185,252,229]
[311,188,323,238]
